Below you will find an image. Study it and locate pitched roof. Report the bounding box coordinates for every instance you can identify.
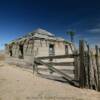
[29,28,55,37]
[7,28,69,44]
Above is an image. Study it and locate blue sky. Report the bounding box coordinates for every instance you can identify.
[0,0,100,49]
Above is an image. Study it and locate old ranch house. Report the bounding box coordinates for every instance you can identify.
[5,28,74,68]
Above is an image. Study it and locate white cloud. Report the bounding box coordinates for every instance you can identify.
[88,28,100,33]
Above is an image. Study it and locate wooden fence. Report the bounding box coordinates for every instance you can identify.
[79,40,100,91]
[33,40,100,91]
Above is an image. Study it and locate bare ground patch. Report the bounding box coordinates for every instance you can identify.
[0,54,5,61]
[0,63,100,100]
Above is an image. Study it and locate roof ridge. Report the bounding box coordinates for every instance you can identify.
[31,28,55,36]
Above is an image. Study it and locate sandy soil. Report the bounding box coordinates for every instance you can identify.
[0,61,100,100]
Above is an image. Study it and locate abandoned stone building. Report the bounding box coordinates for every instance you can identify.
[5,28,74,70]
[5,28,75,80]
[6,28,73,57]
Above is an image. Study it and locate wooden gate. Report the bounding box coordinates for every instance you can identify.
[34,54,79,87]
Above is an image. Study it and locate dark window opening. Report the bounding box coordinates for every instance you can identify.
[65,45,68,55]
[92,85,96,90]
[9,45,12,57]
[49,44,55,56]
[19,44,24,59]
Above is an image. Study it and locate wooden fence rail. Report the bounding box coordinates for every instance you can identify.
[37,54,78,59]
[35,62,74,66]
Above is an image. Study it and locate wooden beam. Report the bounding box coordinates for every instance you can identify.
[79,40,85,88]
[87,44,91,88]
[74,51,79,80]
[35,62,74,66]
[95,45,100,91]
[36,54,78,59]
[37,68,74,74]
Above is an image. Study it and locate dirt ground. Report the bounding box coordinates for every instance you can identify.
[0,59,100,100]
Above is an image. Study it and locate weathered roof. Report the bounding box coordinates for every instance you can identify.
[30,28,55,37]
[7,28,71,44]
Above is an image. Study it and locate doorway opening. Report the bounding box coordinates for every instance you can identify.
[9,45,12,57]
[19,44,24,59]
[49,44,55,56]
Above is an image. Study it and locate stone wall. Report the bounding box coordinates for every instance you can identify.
[5,39,73,66]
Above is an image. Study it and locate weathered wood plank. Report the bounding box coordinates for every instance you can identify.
[89,50,98,90]
[95,45,100,91]
[85,44,90,88]
[87,44,91,89]
[35,62,74,66]
[37,68,74,74]
[74,51,79,80]
[79,40,85,88]
[36,54,78,59]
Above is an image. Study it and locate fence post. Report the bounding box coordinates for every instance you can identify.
[95,45,100,91]
[84,44,89,88]
[79,40,85,88]
[74,50,79,81]
[82,41,89,88]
